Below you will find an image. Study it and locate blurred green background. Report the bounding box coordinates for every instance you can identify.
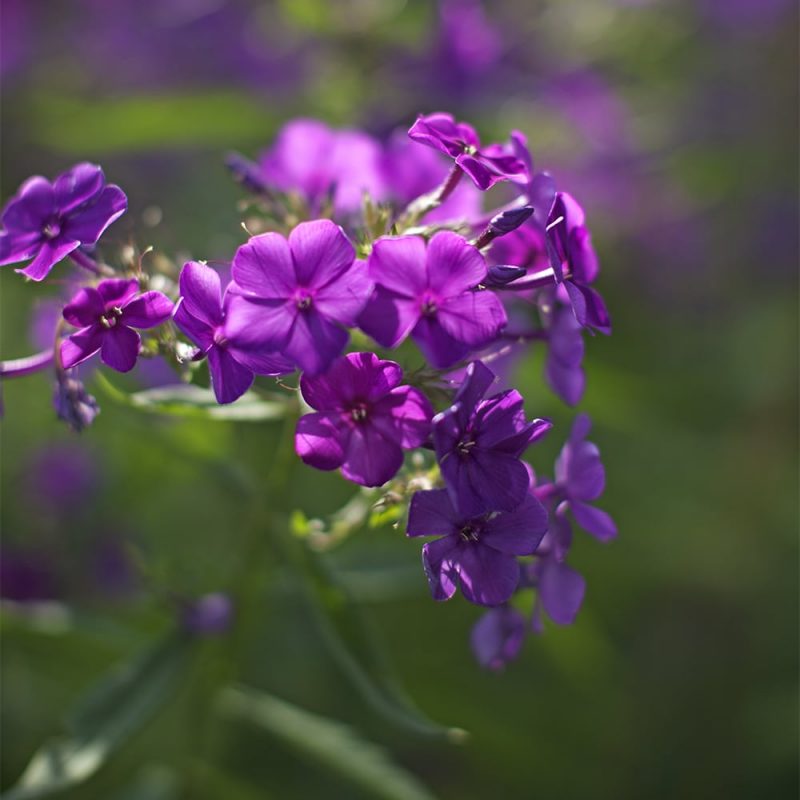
[1,1,797,798]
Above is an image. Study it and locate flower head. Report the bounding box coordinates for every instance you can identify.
[173,261,293,404]
[295,352,433,487]
[60,278,173,373]
[407,487,547,606]
[229,220,370,376]
[470,605,527,671]
[433,360,551,518]
[408,113,527,190]
[0,163,127,281]
[53,371,99,432]
[358,231,507,368]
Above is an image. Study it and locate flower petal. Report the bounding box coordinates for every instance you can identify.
[313,258,372,326]
[425,231,487,296]
[288,219,355,289]
[421,536,460,601]
[285,311,348,376]
[411,314,470,368]
[341,423,404,487]
[370,386,433,449]
[470,606,526,670]
[62,185,127,244]
[357,286,420,348]
[16,238,79,281]
[60,326,104,369]
[173,302,214,351]
[483,494,548,556]
[227,346,294,376]
[0,230,42,266]
[97,278,139,307]
[231,232,295,299]
[538,558,585,625]
[436,290,507,349]
[178,261,222,326]
[100,325,141,372]
[569,501,617,541]
[367,235,428,298]
[121,291,173,329]
[456,545,520,606]
[295,412,346,471]
[223,294,295,351]
[207,347,254,404]
[2,176,55,232]
[63,287,104,328]
[407,488,459,538]
[53,163,105,215]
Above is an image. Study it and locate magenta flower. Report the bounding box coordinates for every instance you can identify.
[433,361,551,518]
[252,119,387,214]
[60,279,172,373]
[408,113,527,190]
[358,232,507,369]
[546,192,611,334]
[0,163,127,281]
[229,220,370,376]
[407,488,547,606]
[551,413,617,541]
[173,261,293,405]
[295,353,433,487]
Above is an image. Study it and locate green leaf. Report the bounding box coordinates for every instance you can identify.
[94,374,288,422]
[284,538,466,742]
[4,633,192,800]
[218,686,439,800]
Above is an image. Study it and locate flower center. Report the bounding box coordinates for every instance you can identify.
[420,296,437,316]
[295,289,313,311]
[459,523,481,543]
[456,438,476,457]
[43,219,62,239]
[213,329,228,348]
[349,402,369,422]
[99,306,123,329]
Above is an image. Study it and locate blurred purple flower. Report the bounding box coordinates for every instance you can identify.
[296,352,433,487]
[408,113,527,190]
[433,360,551,517]
[257,119,387,214]
[0,163,127,281]
[0,547,58,603]
[470,604,526,670]
[181,592,234,636]
[229,220,369,376]
[25,443,98,513]
[407,488,547,606]
[54,371,99,432]
[358,231,506,368]
[60,279,173,373]
[173,261,292,404]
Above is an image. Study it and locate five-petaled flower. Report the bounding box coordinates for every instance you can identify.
[358,231,507,369]
[295,352,433,487]
[0,163,127,281]
[407,487,548,606]
[173,261,293,404]
[229,219,371,376]
[408,112,527,190]
[433,360,551,518]
[60,278,173,373]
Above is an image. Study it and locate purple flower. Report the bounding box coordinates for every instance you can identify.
[229,220,370,376]
[295,352,433,487]
[257,119,387,214]
[546,192,611,334]
[470,605,527,670]
[0,163,127,281]
[181,593,234,636]
[433,360,551,518]
[173,261,293,405]
[53,371,100,432]
[526,542,586,632]
[60,279,173,373]
[407,488,547,606]
[408,113,527,190]
[358,231,507,369]
[535,414,617,543]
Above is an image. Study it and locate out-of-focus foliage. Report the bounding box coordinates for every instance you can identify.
[1,1,797,798]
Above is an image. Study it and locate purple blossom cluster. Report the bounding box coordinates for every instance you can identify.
[0,111,615,670]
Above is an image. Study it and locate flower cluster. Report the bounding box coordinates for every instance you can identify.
[1,111,615,670]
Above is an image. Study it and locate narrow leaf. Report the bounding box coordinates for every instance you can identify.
[218,686,439,800]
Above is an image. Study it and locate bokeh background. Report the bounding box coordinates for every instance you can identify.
[1,1,798,798]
